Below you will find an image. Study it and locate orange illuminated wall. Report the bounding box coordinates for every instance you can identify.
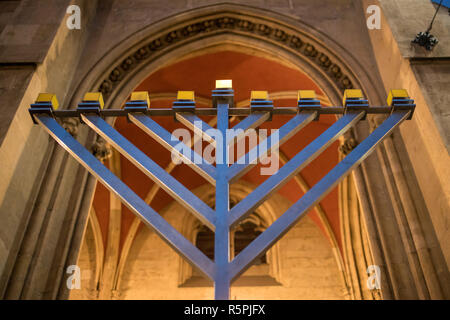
[91,50,343,257]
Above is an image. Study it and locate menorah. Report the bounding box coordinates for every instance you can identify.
[28,80,415,300]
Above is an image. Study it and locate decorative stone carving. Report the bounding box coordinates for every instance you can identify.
[339,138,358,156]
[61,117,80,138]
[97,15,355,100]
[91,136,112,162]
[371,289,382,300]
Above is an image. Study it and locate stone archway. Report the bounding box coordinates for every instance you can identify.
[78,47,357,299]
[175,182,283,289]
[69,4,385,109]
[64,4,444,300]
[66,4,385,299]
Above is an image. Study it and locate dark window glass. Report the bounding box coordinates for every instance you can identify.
[195,214,267,264]
[234,221,266,265]
[195,225,215,260]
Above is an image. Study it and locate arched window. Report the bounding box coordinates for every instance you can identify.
[195,225,214,260]
[179,197,281,287]
[233,220,266,265]
[195,214,267,264]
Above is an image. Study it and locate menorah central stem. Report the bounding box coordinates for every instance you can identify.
[214,104,231,300]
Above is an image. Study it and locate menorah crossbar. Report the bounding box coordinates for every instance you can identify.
[29,86,415,299]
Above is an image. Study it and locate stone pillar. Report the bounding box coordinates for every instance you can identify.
[339,137,381,300]
[0,0,101,299]
[349,115,450,299]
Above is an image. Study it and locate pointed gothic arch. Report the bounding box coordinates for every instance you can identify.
[63,3,447,300]
[67,4,384,299]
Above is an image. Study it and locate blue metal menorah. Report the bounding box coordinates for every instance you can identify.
[29,82,415,300]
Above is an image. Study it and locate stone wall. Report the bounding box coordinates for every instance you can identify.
[0,0,98,298]
[364,0,450,269]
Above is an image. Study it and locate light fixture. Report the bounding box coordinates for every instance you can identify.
[298,90,321,121]
[172,91,196,112]
[412,0,444,51]
[250,90,273,117]
[212,79,234,108]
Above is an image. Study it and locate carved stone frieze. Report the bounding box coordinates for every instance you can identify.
[61,117,80,138]
[98,15,354,101]
[339,138,358,156]
[91,136,112,162]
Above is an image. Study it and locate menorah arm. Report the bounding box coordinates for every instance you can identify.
[129,113,216,185]
[227,112,271,148]
[229,110,411,281]
[82,114,216,230]
[35,114,215,280]
[176,113,217,146]
[227,112,317,183]
[228,112,365,228]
